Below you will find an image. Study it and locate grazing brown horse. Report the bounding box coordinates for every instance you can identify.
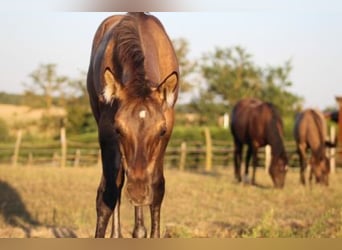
[87,13,179,238]
[230,98,288,188]
[294,109,333,186]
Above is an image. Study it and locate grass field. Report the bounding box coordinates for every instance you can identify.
[1,164,342,238]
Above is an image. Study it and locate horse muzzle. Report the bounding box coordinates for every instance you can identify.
[125,180,153,206]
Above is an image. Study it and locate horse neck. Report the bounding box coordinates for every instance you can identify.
[311,143,326,162]
[309,110,327,161]
[268,132,286,159]
[266,119,286,159]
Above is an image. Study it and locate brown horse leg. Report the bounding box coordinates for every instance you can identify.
[150,175,165,238]
[244,145,252,183]
[111,168,124,238]
[251,148,258,185]
[110,200,121,238]
[309,167,314,186]
[233,143,243,182]
[95,175,115,237]
[298,144,307,185]
[95,124,121,238]
[132,206,147,238]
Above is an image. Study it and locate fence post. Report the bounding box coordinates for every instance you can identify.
[265,145,271,173]
[12,129,22,167]
[204,127,212,172]
[330,126,336,174]
[74,149,81,167]
[223,113,229,129]
[60,127,67,168]
[52,152,59,167]
[179,141,187,171]
[27,153,33,167]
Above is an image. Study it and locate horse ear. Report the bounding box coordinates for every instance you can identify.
[157,71,179,107]
[103,68,122,104]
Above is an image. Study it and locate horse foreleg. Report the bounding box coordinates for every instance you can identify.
[244,145,252,183]
[111,167,124,238]
[150,175,165,238]
[309,167,314,186]
[298,144,307,185]
[233,143,243,182]
[132,206,147,238]
[95,126,121,238]
[95,175,116,238]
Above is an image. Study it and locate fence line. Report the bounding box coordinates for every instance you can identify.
[1,127,342,171]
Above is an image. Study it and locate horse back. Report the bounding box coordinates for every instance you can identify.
[231,98,283,147]
[294,109,326,151]
[231,98,266,146]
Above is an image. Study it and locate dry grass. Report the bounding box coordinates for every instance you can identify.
[0,104,65,137]
[0,104,65,124]
[1,164,342,238]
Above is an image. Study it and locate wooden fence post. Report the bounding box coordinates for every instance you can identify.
[52,152,59,167]
[12,129,22,167]
[204,127,212,172]
[179,141,187,171]
[60,127,67,168]
[265,145,271,173]
[27,153,33,167]
[330,126,336,174]
[74,149,81,167]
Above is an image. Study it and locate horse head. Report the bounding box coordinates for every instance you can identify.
[103,68,178,206]
[269,155,288,188]
[310,156,330,186]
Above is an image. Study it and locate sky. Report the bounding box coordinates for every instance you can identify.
[0,1,342,110]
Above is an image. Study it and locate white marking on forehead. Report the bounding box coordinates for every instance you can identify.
[139,110,147,119]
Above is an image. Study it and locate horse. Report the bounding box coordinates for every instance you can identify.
[294,109,334,186]
[230,98,288,188]
[87,12,179,238]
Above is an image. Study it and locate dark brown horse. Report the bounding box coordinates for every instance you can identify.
[230,98,288,188]
[87,13,179,238]
[294,109,334,186]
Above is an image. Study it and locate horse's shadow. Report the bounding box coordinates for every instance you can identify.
[0,180,76,238]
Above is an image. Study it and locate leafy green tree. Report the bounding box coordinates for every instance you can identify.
[23,63,68,112]
[65,72,96,134]
[260,61,303,114]
[172,38,197,102]
[197,46,303,120]
[200,46,262,107]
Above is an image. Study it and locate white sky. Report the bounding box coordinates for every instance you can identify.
[0,1,341,109]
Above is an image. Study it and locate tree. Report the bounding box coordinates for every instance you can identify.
[23,63,68,112]
[172,38,197,102]
[65,71,96,134]
[198,46,303,119]
[200,46,261,108]
[260,61,303,114]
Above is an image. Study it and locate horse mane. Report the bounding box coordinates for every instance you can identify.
[112,13,151,98]
[265,102,287,161]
